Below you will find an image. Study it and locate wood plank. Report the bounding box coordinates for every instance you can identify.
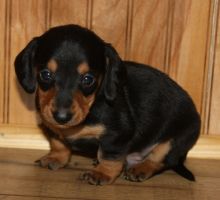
[168,0,211,112]
[209,7,220,135]
[91,0,128,58]
[8,0,47,125]
[50,0,87,27]
[0,124,49,150]
[0,195,73,200]
[201,0,219,135]
[129,0,169,71]
[188,135,220,159]
[0,0,6,123]
[0,148,220,200]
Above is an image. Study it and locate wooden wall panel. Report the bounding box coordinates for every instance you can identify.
[0,0,6,123]
[129,0,169,71]
[91,0,128,58]
[201,0,219,135]
[0,0,219,136]
[209,10,220,135]
[8,0,47,125]
[50,0,87,27]
[168,0,211,112]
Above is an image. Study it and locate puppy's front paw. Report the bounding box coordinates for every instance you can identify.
[80,158,123,185]
[80,170,112,185]
[35,153,69,170]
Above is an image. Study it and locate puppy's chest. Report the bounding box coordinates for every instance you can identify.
[47,123,105,142]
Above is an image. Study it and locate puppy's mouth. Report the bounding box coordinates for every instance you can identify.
[40,106,84,129]
[37,88,96,129]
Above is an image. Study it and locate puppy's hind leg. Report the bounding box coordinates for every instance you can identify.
[164,121,200,181]
[124,140,171,182]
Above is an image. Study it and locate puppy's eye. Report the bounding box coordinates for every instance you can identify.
[39,69,54,83]
[81,74,95,87]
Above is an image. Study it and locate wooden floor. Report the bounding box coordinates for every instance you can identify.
[0,148,220,200]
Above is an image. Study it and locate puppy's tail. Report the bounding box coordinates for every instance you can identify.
[172,163,195,181]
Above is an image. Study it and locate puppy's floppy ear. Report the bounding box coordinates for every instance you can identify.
[103,43,126,102]
[14,37,38,93]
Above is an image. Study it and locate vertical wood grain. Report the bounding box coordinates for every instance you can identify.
[0,0,219,136]
[49,0,87,28]
[201,0,219,135]
[8,0,47,125]
[0,0,6,123]
[91,0,128,58]
[168,0,211,112]
[209,6,220,135]
[129,0,169,71]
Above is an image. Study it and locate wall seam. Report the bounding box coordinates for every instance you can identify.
[201,0,219,135]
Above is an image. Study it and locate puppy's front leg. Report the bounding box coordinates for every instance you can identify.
[36,137,71,170]
[82,151,123,185]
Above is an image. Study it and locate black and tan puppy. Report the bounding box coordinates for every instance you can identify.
[14,24,200,185]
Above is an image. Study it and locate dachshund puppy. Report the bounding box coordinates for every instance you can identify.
[14,24,200,185]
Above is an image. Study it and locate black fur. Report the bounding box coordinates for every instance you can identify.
[15,37,38,93]
[14,24,200,181]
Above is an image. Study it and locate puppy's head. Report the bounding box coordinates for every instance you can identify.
[14,24,125,128]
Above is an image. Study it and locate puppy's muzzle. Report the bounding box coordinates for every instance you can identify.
[53,109,73,124]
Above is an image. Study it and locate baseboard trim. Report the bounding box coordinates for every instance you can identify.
[0,124,49,150]
[0,124,220,159]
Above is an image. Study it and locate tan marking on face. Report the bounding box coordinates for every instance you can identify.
[147,140,171,163]
[37,88,55,119]
[77,62,90,74]
[47,59,58,72]
[37,88,57,126]
[38,88,56,110]
[38,88,96,130]
[37,64,99,130]
[71,90,96,125]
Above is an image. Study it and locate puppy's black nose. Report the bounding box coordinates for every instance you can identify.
[53,111,72,124]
